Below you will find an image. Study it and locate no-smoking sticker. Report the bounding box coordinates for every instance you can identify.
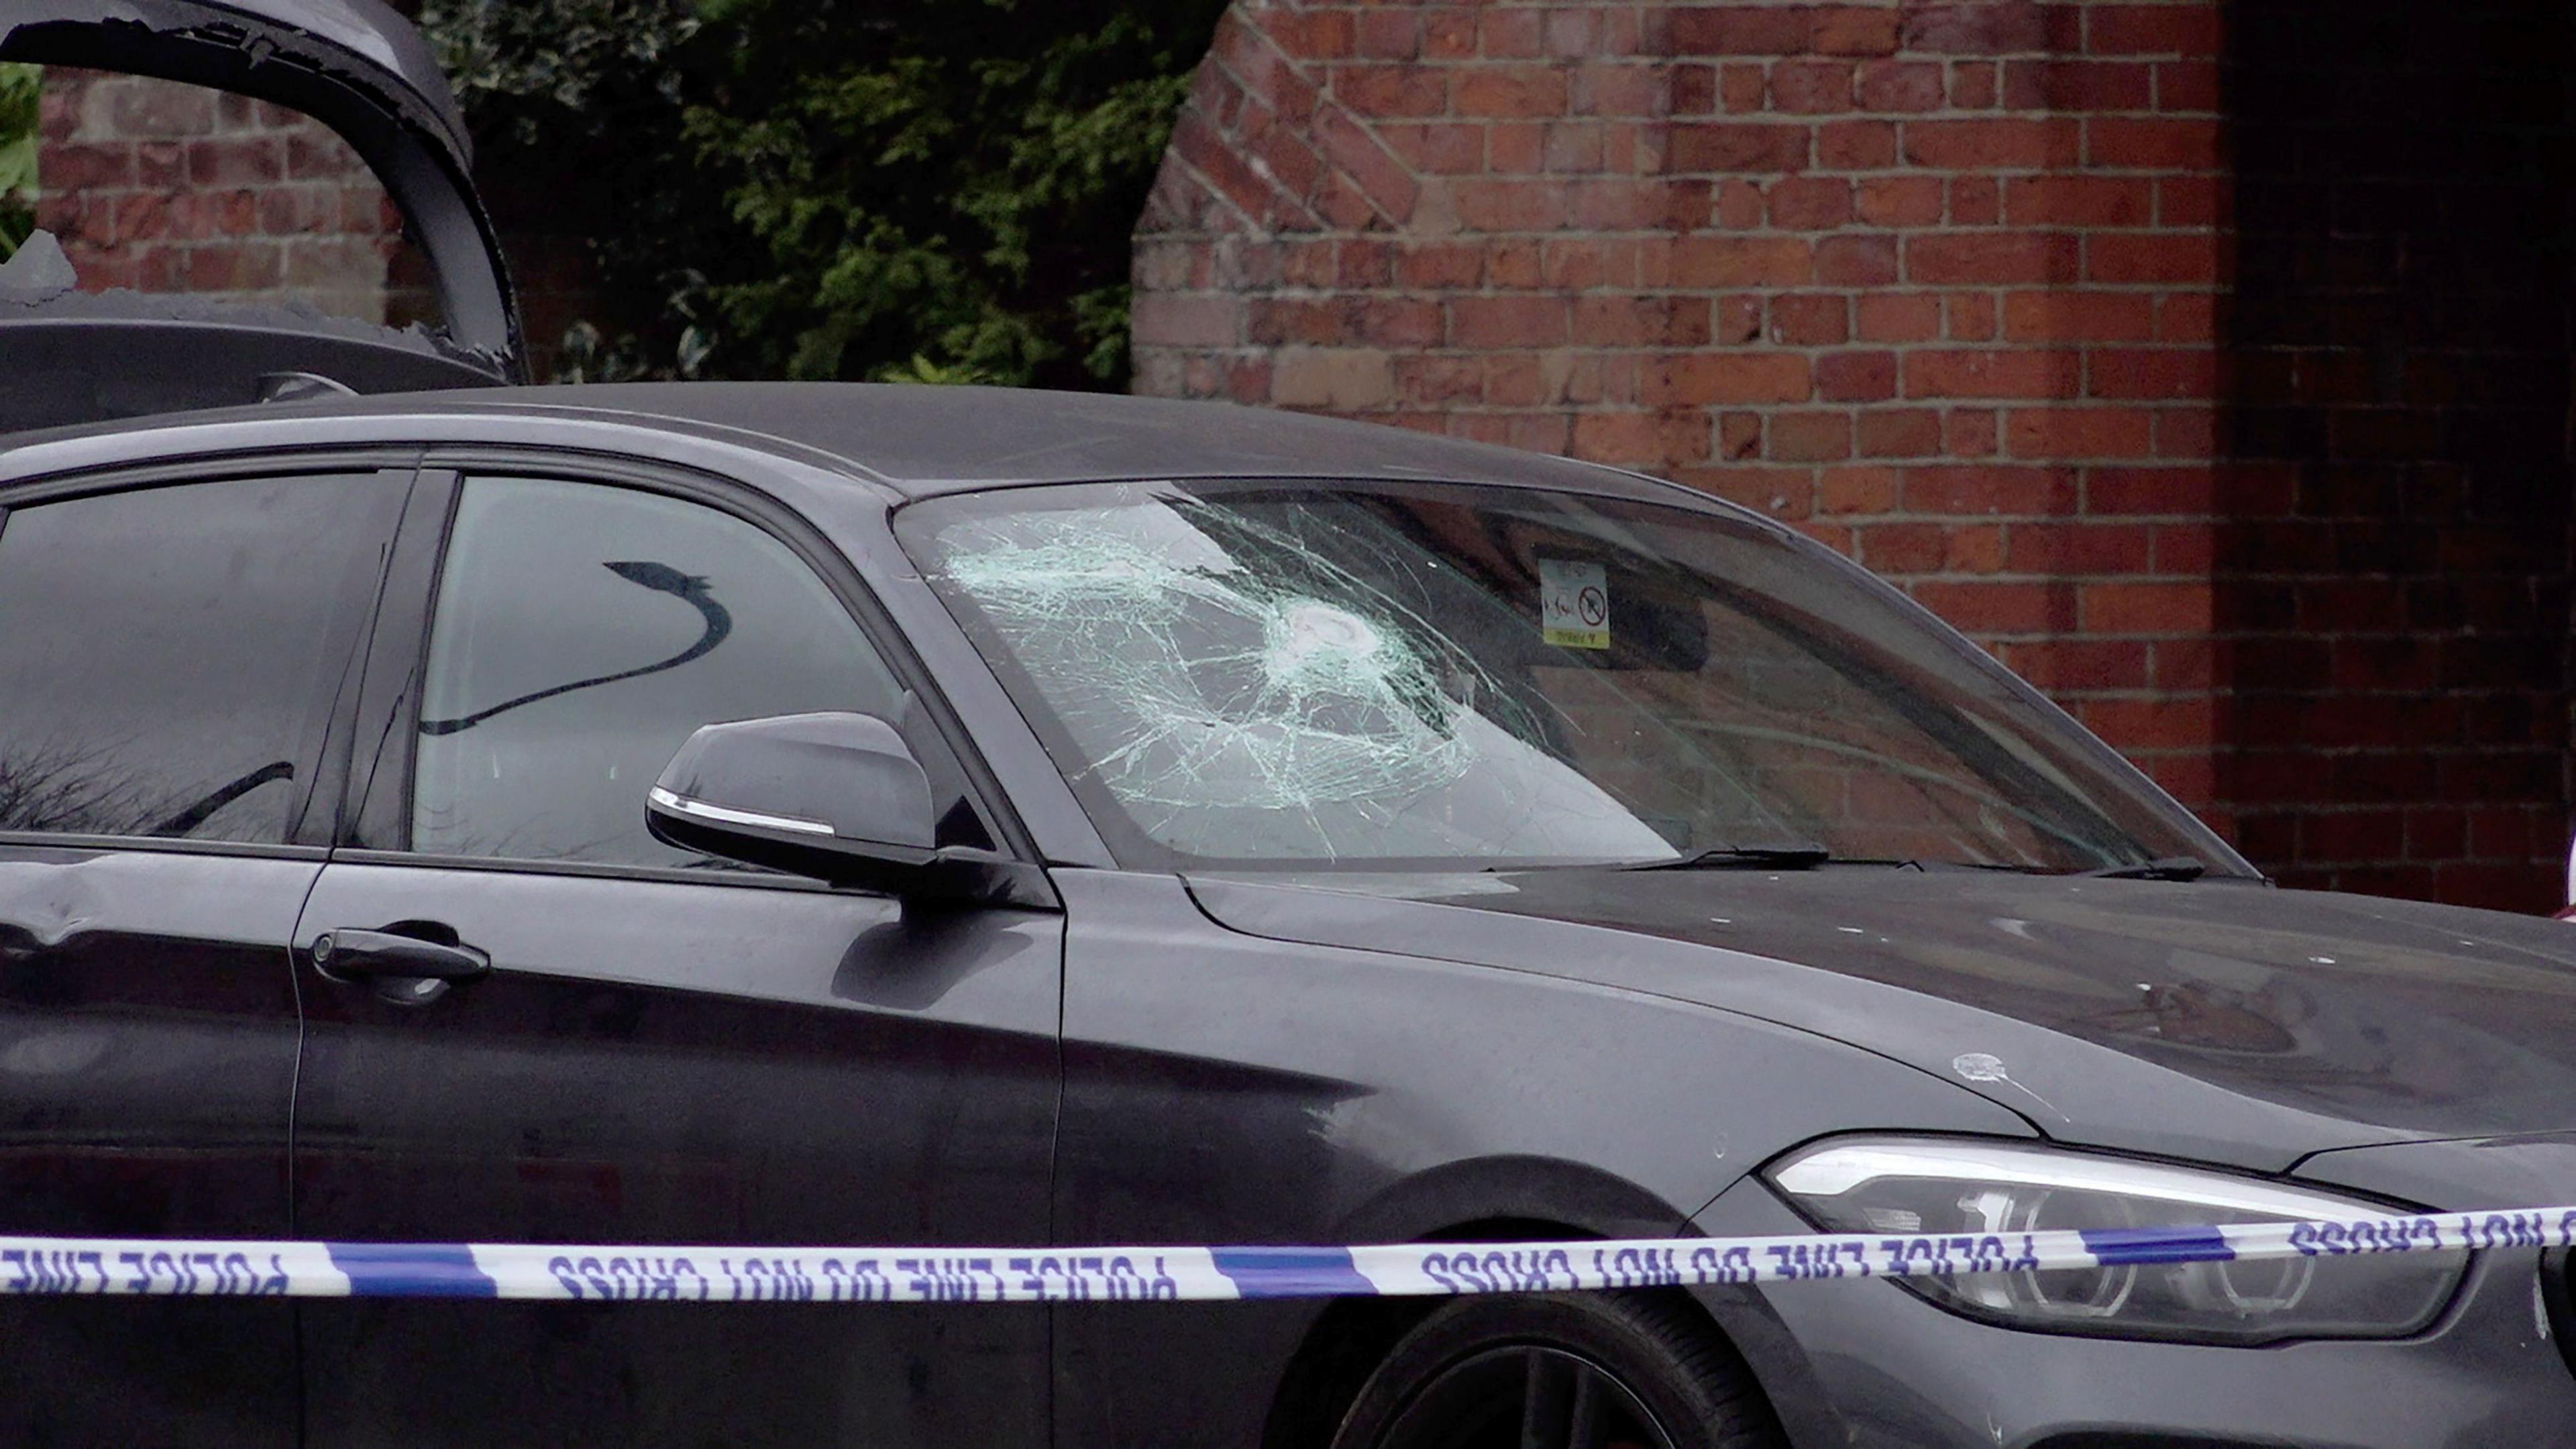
[1539,559,1611,650]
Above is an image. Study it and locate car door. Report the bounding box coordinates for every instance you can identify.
[290,466,1059,1448]
[0,464,412,1444]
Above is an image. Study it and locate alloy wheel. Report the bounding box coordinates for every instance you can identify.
[1373,1344,1677,1449]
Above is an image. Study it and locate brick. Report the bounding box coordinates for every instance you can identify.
[2001,290,2157,341]
[1449,295,1570,348]
[1770,411,1855,462]
[1771,293,1851,346]
[1644,354,1813,406]
[1948,61,1999,111]
[1812,7,1903,55]
[2088,118,2224,171]
[1856,176,1946,226]
[1766,176,1854,229]
[1271,347,1396,409]
[1456,68,1571,118]
[1905,350,2084,399]
[1334,65,1446,118]
[1949,176,2001,225]
[1573,410,1711,466]
[1945,408,1999,456]
[1668,123,1812,173]
[2002,176,2152,227]
[1915,581,2076,635]
[1771,61,1856,115]
[2088,233,2222,284]
[1901,464,2078,515]
[1376,123,1485,174]
[1452,178,1568,231]
[2089,349,2219,400]
[2002,60,2154,113]
[1131,294,1240,348]
[1857,61,1946,113]
[2088,5,2224,57]
[1858,409,1944,456]
[1907,231,2079,285]
[2004,522,2153,574]
[2004,407,2155,458]
[1815,235,1898,286]
[1573,295,1711,347]
[1341,10,1413,58]
[1820,466,1902,514]
[1818,120,1898,169]
[1946,292,1998,341]
[2157,61,2222,114]
[1816,351,1899,402]
[2082,582,2214,634]
[1900,3,2051,54]
[1903,119,2081,170]
[1668,7,1813,55]
[1395,242,1485,289]
[1858,293,1941,341]
[1664,236,1813,288]
[2088,467,2218,515]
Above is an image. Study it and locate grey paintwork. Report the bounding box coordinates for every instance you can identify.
[3,386,2574,1445]
[0,0,523,423]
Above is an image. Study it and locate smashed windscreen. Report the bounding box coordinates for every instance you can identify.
[900,480,2223,872]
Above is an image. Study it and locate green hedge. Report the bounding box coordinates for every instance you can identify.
[1,64,38,260]
[423,0,1226,388]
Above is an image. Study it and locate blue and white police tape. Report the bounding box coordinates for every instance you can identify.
[5,1206,2571,1304]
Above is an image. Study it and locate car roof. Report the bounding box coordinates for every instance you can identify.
[1,383,1708,504]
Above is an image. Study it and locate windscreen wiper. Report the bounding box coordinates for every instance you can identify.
[2078,855,2207,881]
[1621,843,1835,871]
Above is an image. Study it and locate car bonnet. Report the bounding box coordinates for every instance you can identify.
[0,0,521,430]
[1185,867,2576,1175]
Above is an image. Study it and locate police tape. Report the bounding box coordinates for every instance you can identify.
[4,1206,2571,1304]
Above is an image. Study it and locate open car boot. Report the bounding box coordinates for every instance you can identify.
[0,0,523,432]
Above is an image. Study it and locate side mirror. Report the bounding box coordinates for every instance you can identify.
[648,712,939,890]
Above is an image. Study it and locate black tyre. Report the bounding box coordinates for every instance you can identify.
[1327,1293,1787,1449]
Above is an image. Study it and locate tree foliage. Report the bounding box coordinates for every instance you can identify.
[421,0,1224,388]
[1,63,40,260]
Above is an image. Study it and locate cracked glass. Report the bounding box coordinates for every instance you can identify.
[901,480,2218,873]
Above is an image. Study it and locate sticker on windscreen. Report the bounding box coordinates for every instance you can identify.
[1539,559,1610,650]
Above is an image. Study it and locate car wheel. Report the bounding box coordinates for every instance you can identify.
[1327,1293,1786,1449]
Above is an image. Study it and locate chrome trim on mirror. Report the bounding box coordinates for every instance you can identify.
[647,787,835,837]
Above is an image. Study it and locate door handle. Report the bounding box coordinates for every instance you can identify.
[312,928,491,983]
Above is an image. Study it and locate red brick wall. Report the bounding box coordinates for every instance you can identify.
[2217,0,2574,906]
[34,68,405,323]
[1131,0,2576,910]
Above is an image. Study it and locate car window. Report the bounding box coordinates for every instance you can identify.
[903,480,2223,873]
[411,477,925,869]
[0,473,405,844]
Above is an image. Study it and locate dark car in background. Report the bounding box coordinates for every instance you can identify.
[7,3,2576,1448]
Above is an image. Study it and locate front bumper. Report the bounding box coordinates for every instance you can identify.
[1692,1175,2576,1449]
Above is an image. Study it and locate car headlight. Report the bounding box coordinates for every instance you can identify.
[1763,1137,2467,1344]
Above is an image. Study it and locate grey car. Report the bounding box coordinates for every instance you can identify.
[4,380,2575,1448]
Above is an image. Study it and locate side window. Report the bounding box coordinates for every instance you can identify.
[0,474,404,844]
[411,477,946,869]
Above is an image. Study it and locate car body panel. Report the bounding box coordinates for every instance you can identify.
[288,861,1062,1447]
[1189,869,2576,1173]
[0,0,523,431]
[1047,868,2036,1448]
[0,844,307,1443]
